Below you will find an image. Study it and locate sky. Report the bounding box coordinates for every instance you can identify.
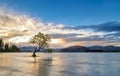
[0,0,120,48]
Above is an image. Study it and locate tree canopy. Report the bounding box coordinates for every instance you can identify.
[30,32,51,57]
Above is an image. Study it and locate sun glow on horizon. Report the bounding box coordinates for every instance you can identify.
[51,38,65,44]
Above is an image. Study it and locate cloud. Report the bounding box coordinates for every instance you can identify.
[69,21,120,32]
[48,33,83,38]
[0,7,120,48]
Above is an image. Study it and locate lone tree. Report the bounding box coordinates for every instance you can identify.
[30,32,51,57]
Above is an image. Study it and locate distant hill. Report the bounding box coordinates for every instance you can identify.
[19,46,61,52]
[19,46,33,52]
[89,46,120,52]
[61,45,90,52]
[88,46,104,50]
[104,46,120,52]
[61,45,120,52]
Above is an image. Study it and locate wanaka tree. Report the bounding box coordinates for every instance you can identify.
[30,32,51,57]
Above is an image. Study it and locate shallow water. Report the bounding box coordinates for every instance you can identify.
[0,53,120,76]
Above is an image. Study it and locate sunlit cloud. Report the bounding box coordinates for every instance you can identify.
[51,38,66,44]
[0,7,120,48]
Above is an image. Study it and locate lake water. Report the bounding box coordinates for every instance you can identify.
[0,53,120,76]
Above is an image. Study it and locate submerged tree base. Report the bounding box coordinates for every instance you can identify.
[32,54,37,57]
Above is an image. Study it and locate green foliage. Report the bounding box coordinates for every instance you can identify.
[0,38,4,49]
[46,49,53,54]
[5,43,9,51]
[30,32,51,51]
[0,48,4,52]
[10,44,20,52]
[30,32,51,57]
[0,38,20,52]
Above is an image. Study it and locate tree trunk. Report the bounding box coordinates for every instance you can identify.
[32,49,37,57]
[32,46,41,57]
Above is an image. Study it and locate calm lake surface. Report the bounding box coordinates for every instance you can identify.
[0,53,120,76]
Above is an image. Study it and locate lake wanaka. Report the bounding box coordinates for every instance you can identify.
[0,53,120,76]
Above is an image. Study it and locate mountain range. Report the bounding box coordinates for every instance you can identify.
[61,45,120,52]
[19,45,120,52]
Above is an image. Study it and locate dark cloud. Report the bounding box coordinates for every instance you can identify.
[65,33,120,43]
[104,32,120,37]
[67,35,104,42]
[93,21,120,32]
[68,21,120,32]
[103,32,120,42]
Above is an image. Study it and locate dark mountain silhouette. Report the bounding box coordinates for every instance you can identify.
[88,46,104,50]
[61,45,120,52]
[61,45,90,52]
[104,46,120,52]
[89,45,120,52]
